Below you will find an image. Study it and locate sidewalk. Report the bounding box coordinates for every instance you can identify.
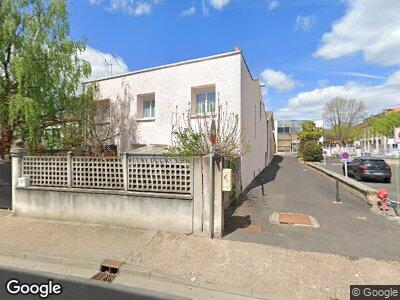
[0,211,399,299]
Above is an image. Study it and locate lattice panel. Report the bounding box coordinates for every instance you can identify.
[128,156,192,194]
[22,156,68,187]
[72,157,123,190]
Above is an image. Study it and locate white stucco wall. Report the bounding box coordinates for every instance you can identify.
[89,51,242,146]
[240,57,270,188]
[86,50,272,190]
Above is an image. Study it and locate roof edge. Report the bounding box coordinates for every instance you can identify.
[83,49,242,84]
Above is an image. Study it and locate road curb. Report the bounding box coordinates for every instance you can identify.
[0,248,269,299]
[306,162,379,206]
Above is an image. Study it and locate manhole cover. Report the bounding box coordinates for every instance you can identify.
[241,224,263,233]
[269,212,319,228]
[279,213,312,225]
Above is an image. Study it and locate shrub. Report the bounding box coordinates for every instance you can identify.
[301,141,323,162]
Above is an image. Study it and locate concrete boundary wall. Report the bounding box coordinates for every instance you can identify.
[306,162,379,206]
[11,144,229,237]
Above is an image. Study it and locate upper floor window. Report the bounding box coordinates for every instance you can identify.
[143,99,155,118]
[137,93,155,120]
[195,91,215,114]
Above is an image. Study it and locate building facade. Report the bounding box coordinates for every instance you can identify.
[355,108,400,156]
[83,49,274,188]
[274,120,323,153]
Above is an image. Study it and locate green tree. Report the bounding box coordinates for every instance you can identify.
[372,111,400,137]
[298,121,322,158]
[298,121,322,142]
[0,0,91,156]
[301,141,323,162]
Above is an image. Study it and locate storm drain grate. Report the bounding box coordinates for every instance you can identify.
[91,259,123,284]
[91,272,117,283]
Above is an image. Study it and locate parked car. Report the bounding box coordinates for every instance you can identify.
[342,157,392,183]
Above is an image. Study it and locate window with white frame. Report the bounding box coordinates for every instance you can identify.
[142,99,155,118]
[195,91,215,114]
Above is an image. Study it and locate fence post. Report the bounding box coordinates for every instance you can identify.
[123,153,129,191]
[67,151,73,188]
[10,140,26,210]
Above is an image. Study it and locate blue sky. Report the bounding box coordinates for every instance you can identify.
[70,0,400,120]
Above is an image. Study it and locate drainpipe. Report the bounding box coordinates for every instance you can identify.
[209,119,217,238]
[209,148,215,238]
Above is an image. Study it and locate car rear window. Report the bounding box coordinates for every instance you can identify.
[362,159,385,165]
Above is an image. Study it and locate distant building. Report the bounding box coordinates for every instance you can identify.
[354,107,400,156]
[274,120,323,153]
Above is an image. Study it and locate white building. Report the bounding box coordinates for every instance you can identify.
[83,48,274,188]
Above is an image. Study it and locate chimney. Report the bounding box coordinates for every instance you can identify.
[234,45,241,51]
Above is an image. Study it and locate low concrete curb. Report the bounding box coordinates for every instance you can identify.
[306,162,379,206]
[0,248,268,300]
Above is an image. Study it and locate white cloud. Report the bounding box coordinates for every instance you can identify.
[260,68,298,92]
[314,0,400,67]
[209,0,231,10]
[180,5,196,17]
[133,2,151,15]
[79,46,129,81]
[385,70,400,86]
[87,0,162,16]
[267,0,278,11]
[276,81,400,120]
[294,14,316,31]
[335,71,387,80]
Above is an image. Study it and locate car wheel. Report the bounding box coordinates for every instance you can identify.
[384,177,391,183]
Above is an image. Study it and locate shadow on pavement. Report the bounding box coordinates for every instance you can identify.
[240,155,283,203]
[223,155,283,236]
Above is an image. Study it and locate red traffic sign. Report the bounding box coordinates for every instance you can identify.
[210,119,217,145]
[342,152,349,159]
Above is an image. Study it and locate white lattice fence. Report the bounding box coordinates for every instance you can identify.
[21,155,192,194]
[72,157,124,190]
[128,156,192,194]
[22,156,68,187]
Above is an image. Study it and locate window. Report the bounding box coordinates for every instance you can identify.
[137,93,155,120]
[195,91,215,114]
[143,99,155,118]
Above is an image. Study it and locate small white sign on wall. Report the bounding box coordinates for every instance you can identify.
[222,169,232,192]
[17,177,31,188]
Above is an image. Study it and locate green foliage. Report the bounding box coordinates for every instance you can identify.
[298,121,322,142]
[168,130,204,157]
[298,121,321,158]
[372,112,400,137]
[169,102,250,161]
[0,0,91,152]
[300,141,323,162]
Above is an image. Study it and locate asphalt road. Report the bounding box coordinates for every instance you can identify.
[323,158,397,198]
[0,265,179,300]
[224,154,400,261]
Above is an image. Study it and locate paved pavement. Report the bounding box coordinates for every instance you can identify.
[224,154,400,261]
[0,264,172,300]
[322,158,397,198]
[0,213,399,299]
